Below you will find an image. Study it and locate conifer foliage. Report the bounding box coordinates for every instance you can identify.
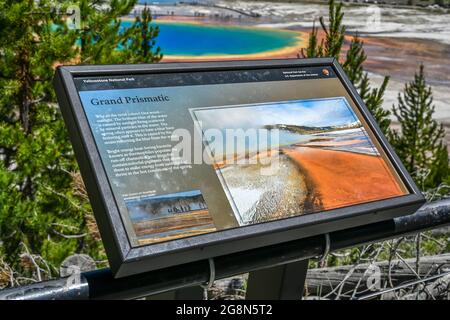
[76,0,161,64]
[391,65,449,190]
[0,0,162,282]
[77,0,137,64]
[0,0,84,278]
[121,5,163,63]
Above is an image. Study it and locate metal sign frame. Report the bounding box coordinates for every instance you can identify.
[53,58,425,278]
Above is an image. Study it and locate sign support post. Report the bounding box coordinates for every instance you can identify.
[245,259,309,300]
[149,259,309,300]
[148,286,205,300]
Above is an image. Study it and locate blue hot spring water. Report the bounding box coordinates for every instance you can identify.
[120,20,299,56]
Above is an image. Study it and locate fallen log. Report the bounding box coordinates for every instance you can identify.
[305,254,450,299]
[400,273,450,300]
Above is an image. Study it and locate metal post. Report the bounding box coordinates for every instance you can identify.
[0,275,89,300]
[148,286,204,300]
[245,259,309,300]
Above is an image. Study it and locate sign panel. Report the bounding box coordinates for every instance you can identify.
[54,59,424,277]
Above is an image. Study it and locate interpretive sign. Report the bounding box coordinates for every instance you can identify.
[54,58,424,278]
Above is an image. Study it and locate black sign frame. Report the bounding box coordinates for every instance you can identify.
[54,58,425,278]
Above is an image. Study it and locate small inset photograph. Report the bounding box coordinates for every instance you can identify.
[125,190,216,245]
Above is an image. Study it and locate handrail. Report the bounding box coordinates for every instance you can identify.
[1,199,450,300]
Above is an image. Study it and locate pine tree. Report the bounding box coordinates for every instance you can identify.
[300,0,391,135]
[358,72,391,134]
[121,5,163,63]
[391,64,449,189]
[343,35,391,134]
[302,22,323,58]
[0,0,163,281]
[322,0,345,58]
[76,0,137,64]
[76,0,162,65]
[0,0,104,278]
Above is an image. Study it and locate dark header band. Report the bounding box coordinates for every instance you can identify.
[75,66,336,91]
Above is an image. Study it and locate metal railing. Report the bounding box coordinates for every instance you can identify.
[1,199,450,300]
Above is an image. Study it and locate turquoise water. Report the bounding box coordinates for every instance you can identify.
[120,21,299,56]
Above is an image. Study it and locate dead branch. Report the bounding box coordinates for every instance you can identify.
[400,274,450,300]
[306,254,450,299]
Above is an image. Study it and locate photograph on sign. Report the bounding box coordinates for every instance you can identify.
[125,190,215,245]
[191,98,406,227]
